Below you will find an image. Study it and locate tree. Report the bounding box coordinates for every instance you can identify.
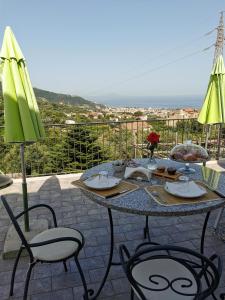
[133,111,143,116]
[65,125,108,170]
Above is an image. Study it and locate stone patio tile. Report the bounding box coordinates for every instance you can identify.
[124,229,144,240]
[172,240,198,250]
[50,262,69,276]
[170,229,201,243]
[96,233,126,245]
[6,281,26,298]
[31,288,73,300]
[112,223,144,234]
[0,268,27,285]
[117,215,144,225]
[0,256,28,272]
[102,293,131,300]
[32,264,52,279]
[191,235,225,250]
[69,256,105,272]
[150,227,167,237]
[76,213,103,223]
[74,219,109,231]
[89,266,125,283]
[156,216,182,226]
[51,271,90,290]
[73,281,114,299]
[84,244,111,257]
[111,277,130,294]
[0,283,11,299]
[176,222,203,232]
[29,277,52,295]
[150,234,173,244]
[82,227,108,238]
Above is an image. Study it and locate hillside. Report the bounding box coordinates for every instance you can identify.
[33,88,104,108]
[0,85,104,109]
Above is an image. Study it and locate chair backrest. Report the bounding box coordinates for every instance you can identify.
[1,195,33,258]
[120,244,221,300]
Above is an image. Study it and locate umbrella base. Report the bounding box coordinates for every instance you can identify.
[2,218,49,259]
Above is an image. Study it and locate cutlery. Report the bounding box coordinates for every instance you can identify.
[203,184,225,198]
[151,190,167,204]
[105,189,129,199]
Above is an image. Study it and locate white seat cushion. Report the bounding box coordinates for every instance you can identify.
[30,227,82,261]
[132,257,198,300]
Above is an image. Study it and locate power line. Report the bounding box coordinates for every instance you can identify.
[88,44,214,96]
[85,28,216,97]
[113,29,215,81]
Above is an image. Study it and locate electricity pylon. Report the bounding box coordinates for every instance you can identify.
[213,11,224,65]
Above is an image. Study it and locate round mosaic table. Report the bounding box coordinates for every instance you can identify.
[80,159,225,299]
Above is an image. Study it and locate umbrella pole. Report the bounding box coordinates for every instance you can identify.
[20,143,29,232]
[205,125,210,150]
[216,124,222,160]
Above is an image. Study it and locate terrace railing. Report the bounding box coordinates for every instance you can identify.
[0,118,224,177]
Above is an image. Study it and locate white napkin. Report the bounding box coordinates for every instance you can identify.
[165,181,206,198]
[124,167,151,180]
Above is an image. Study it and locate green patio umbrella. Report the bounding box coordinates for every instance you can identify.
[0,26,45,231]
[198,54,225,158]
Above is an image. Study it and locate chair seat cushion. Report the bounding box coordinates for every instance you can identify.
[30,227,82,261]
[132,257,198,300]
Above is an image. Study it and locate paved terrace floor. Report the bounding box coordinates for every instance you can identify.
[0,174,225,300]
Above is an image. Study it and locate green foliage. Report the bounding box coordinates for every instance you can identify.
[65,125,109,170]
[133,111,143,116]
[0,92,108,174]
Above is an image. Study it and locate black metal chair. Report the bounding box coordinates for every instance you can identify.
[119,242,222,300]
[1,195,92,300]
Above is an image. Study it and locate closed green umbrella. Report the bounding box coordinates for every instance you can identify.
[0,26,45,231]
[198,55,225,158]
[198,55,225,124]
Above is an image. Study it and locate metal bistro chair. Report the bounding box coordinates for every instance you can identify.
[1,195,91,300]
[119,242,222,300]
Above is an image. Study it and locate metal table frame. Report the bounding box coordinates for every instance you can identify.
[80,160,225,300]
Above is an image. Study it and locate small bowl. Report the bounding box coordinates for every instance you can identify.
[157,166,166,173]
[112,161,126,172]
[167,167,177,175]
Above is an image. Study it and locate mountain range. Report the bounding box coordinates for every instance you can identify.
[0,85,104,109]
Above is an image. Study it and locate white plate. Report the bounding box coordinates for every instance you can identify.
[84,175,121,190]
[164,181,207,198]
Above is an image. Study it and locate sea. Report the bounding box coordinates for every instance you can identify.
[98,95,203,109]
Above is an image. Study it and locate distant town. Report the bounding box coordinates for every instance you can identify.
[64,105,199,125]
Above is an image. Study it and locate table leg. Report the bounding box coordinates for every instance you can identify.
[200,211,210,254]
[89,208,115,300]
[143,216,151,241]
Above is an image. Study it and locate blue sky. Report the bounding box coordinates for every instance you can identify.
[0,0,225,103]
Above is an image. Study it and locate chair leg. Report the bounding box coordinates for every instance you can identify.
[74,256,89,300]
[23,262,34,300]
[10,247,23,296]
[131,288,134,300]
[63,260,68,272]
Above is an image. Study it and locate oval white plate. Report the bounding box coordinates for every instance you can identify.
[164,181,207,198]
[84,175,121,190]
